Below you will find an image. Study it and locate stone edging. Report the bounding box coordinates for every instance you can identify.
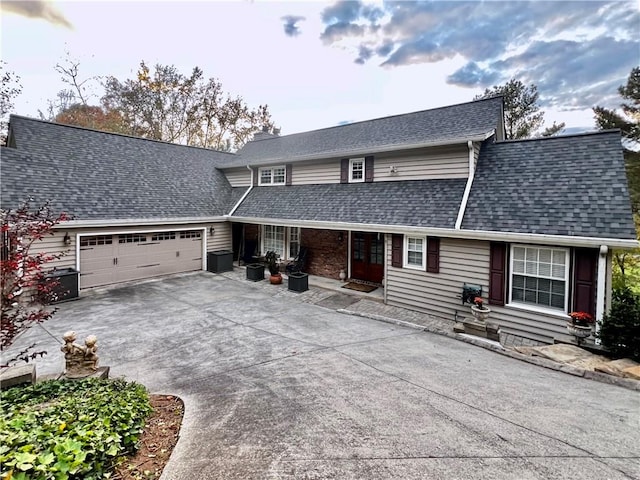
[339,309,640,392]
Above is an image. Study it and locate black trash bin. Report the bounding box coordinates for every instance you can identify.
[45,268,79,303]
[246,263,265,282]
[207,250,234,273]
[288,272,308,293]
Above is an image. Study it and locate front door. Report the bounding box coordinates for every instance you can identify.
[351,232,384,283]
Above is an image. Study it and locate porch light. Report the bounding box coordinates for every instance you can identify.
[63,232,71,246]
[209,227,215,236]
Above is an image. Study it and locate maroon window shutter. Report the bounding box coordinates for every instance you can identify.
[426,237,440,273]
[391,234,403,267]
[489,242,506,306]
[253,167,258,185]
[285,164,292,186]
[573,248,597,317]
[340,159,349,184]
[365,155,374,183]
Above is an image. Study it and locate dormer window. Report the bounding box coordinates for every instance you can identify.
[259,166,285,185]
[349,158,365,183]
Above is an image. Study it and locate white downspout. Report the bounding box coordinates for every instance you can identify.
[227,165,254,217]
[455,140,475,229]
[595,245,608,340]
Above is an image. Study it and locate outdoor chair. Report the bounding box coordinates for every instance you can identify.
[241,239,257,265]
[285,246,308,274]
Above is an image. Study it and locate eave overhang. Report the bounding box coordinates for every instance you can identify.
[226,215,639,249]
[220,131,495,169]
[56,216,229,229]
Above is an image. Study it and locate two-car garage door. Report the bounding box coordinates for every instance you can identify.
[79,230,203,289]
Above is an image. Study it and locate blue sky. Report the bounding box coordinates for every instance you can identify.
[1,0,638,136]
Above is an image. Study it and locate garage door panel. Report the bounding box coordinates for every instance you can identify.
[79,230,203,289]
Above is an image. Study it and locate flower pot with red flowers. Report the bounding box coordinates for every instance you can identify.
[470,296,491,322]
[567,311,594,343]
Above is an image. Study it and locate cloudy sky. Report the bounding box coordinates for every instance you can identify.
[1,0,638,136]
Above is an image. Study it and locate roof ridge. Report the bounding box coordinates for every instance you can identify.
[8,114,237,156]
[494,129,621,144]
[244,96,503,143]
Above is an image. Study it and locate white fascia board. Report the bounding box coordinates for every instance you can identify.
[226,216,639,249]
[57,217,228,229]
[220,132,495,169]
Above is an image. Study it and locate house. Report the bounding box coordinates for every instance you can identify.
[1,97,636,344]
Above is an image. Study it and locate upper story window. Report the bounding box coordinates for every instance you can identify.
[259,166,285,185]
[349,158,365,183]
[404,236,426,270]
[509,245,569,312]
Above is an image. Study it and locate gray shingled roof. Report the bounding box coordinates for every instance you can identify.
[231,180,466,228]
[462,131,637,239]
[1,116,236,220]
[226,97,503,167]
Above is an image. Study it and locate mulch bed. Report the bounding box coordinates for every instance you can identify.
[113,394,184,480]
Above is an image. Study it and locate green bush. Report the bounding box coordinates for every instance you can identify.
[0,378,152,480]
[597,287,640,361]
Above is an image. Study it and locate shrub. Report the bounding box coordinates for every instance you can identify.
[1,198,71,365]
[0,378,152,480]
[597,287,640,361]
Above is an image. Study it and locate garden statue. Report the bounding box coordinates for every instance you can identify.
[61,331,100,378]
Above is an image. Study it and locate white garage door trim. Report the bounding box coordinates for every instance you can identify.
[76,227,207,289]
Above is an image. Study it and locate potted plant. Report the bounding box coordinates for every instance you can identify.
[265,251,282,285]
[567,311,594,344]
[470,296,491,322]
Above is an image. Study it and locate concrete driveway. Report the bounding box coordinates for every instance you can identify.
[9,272,640,479]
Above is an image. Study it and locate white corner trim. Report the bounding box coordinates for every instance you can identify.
[455,140,476,229]
[595,245,608,330]
[228,165,254,217]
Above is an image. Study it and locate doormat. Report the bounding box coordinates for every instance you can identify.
[342,282,378,293]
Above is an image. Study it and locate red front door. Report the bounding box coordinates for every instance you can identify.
[351,232,384,284]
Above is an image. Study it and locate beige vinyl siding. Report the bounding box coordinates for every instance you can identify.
[385,237,584,344]
[206,222,232,252]
[224,168,251,187]
[291,159,341,185]
[374,145,469,181]
[386,237,488,322]
[30,230,76,270]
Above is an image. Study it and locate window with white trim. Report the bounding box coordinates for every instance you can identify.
[510,245,569,311]
[403,236,426,270]
[288,227,300,259]
[262,225,300,260]
[263,225,285,258]
[259,166,286,185]
[349,158,364,183]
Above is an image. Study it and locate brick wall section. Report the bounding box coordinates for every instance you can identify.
[302,228,348,280]
[244,224,259,242]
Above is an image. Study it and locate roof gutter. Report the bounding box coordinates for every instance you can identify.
[220,132,495,169]
[454,140,476,229]
[58,216,229,228]
[227,165,254,216]
[227,216,639,249]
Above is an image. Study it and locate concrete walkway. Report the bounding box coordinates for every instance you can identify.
[5,271,640,479]
[222,268,640,391]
